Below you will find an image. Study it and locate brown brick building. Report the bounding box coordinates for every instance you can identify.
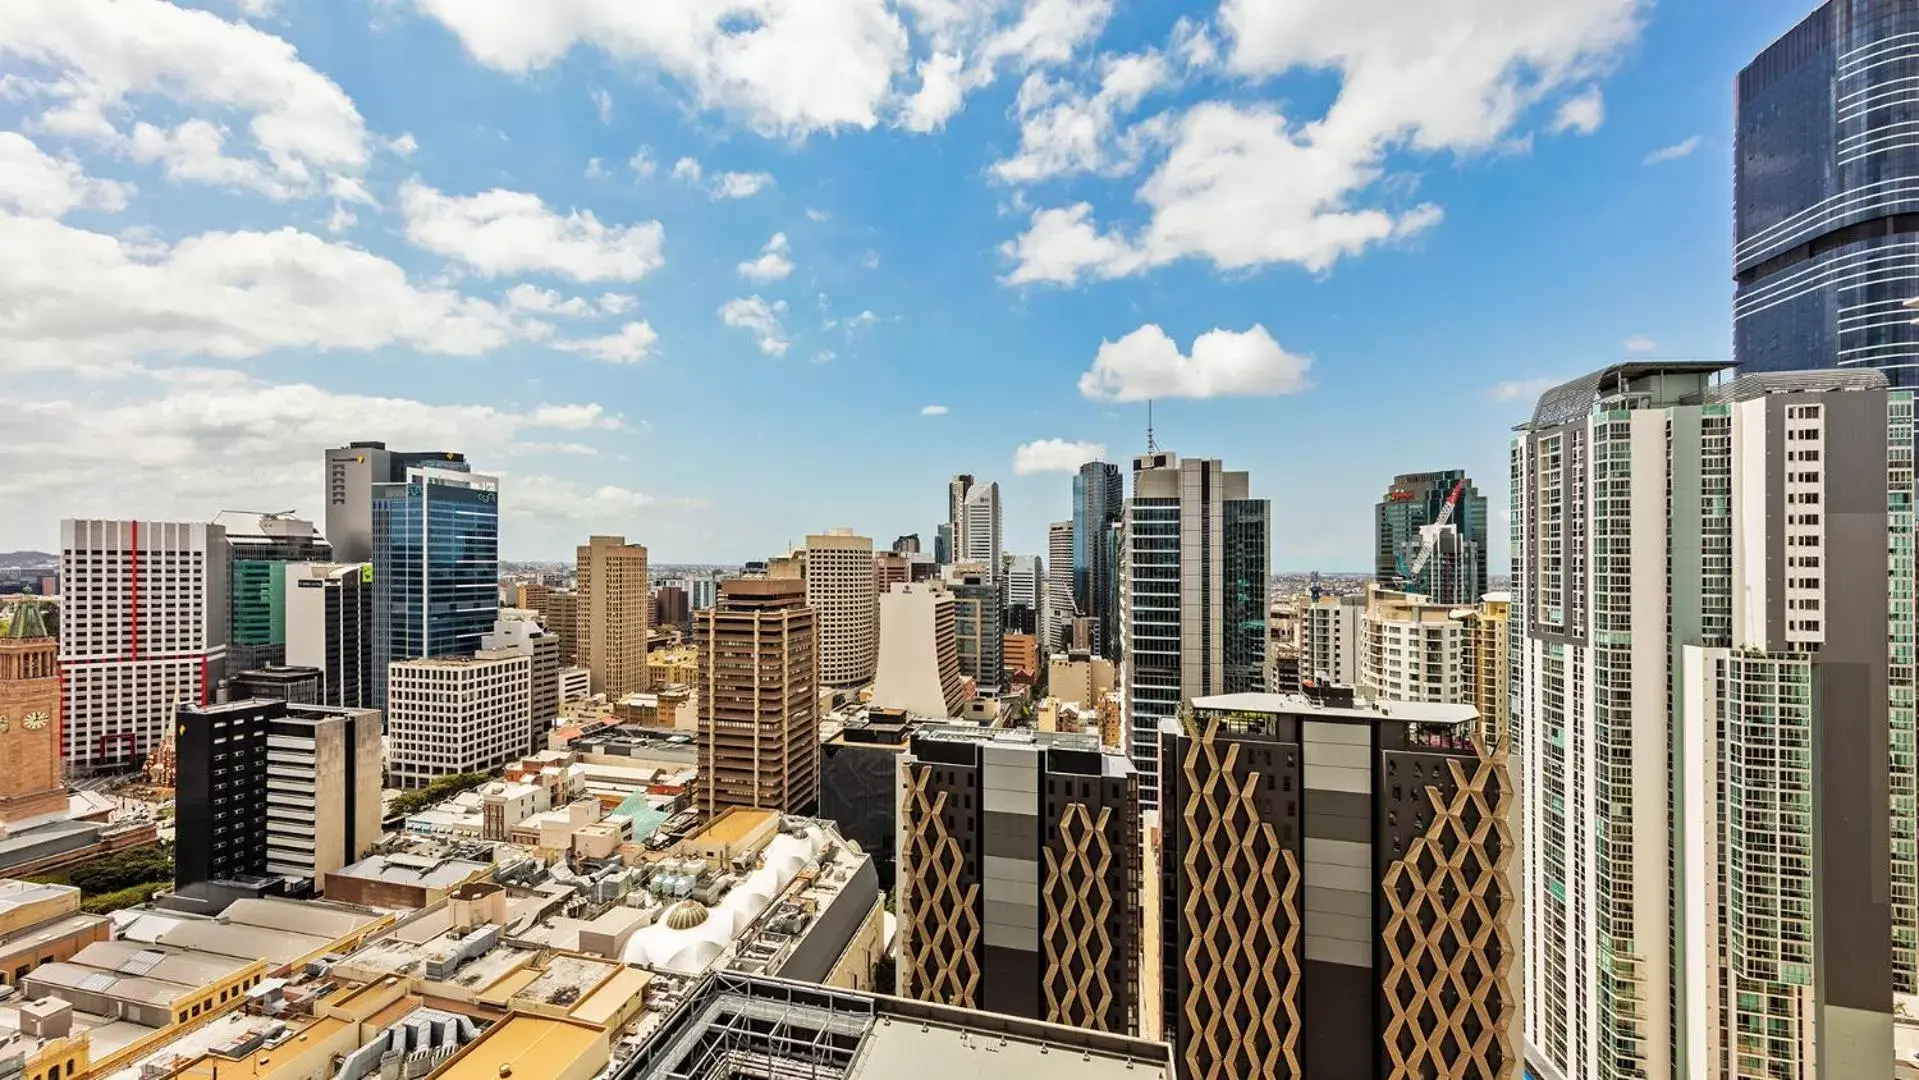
[696,579,818,817]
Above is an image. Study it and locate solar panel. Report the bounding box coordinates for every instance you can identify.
[117,949,167,977]
[79,972,117,993]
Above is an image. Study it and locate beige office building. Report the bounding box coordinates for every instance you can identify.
[578,535,649,698]
[872,583,965,718]
[697,579,820,817]
[805,530,877,689]
[386,650,532,788]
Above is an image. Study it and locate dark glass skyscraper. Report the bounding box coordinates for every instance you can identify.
[1737,1,1919,385]
[1375,470,1488,604]
[369,466,499,709]
[1073,461,1124,659]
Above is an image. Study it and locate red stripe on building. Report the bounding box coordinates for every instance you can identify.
[128,519,140,662]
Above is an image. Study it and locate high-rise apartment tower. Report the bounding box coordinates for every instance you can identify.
[577,535,649,698]
[1514,363,1913,1080]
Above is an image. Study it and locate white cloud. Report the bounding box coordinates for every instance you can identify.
[805,207,830,222]
[325,203,356,232]
[920,404,949,416]
[0,368,620,543]
[505,284,594,316]
[599,293,637,315]
[901,51,969,133]
[399,180,666,282]
[0,210,532,374]
[1008,0,1642,285]
[127,119,311,198]
[711,171,774,200]
[411,0,911,137]
[1078,323,1312,402]
[1643,135,1700,165]
[628,147,656,179]
[719,296,790,355]
[532,402,624,429]
[1,0,372,196]
[0,131,130,217]
[591,87,614,124]
[509,477,657,524]
[813,350,836,364]
[1624,334,1655,353]
[1014,437,1107,475]
[585,156,610,179]
[1551,86,1604,135]
[737,232,795,282]
[389,132,419,157]
[1489,376,1561,402]
[671,156,703,183]
[992,50,1172,183]
[553,321,660,364]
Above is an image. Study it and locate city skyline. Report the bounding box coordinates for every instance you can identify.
[0,0,1815,569]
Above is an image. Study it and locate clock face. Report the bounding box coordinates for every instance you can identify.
[22,711,48,731]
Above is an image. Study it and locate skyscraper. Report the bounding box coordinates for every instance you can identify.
[959,481,1003,579]
[369,465,499,710]
[1514,363,1913,1079]
[1737,2,1919,385]
[1047,520,1074,652]
[806,530,878,689]
[283,562,372,709]
[213,511,333,674]
[1121,451,1269,808]
[1158,686,1514,1080]
[898,725,1141,1034]
[1003,553,1041,635]
[1374,470,1488,604]
[577,535,649,698]
[58,519,229,772]
[1073,461,1123,658]
[872,583,965,718]
[323,442,469,563]
[697,578,820,817]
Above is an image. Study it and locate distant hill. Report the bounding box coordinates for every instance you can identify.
[0,552,56,570]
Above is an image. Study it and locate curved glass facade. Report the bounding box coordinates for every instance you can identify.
[1737,0,1919,386]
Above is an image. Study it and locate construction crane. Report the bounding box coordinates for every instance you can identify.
[1396,479,1466,591]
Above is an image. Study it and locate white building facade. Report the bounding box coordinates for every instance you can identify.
[385,650,532,788]
[58,519,229,772]
[872,583,965,718]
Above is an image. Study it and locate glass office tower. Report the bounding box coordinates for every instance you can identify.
[1737,1,1919,385]
[1073,461,1124,660]
[370,466,500,709]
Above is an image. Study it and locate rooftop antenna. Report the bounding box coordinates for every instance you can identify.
[1146,399,1158,453]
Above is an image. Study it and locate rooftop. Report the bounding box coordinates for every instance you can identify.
[435,1014,604,1080]
[617,972,1174,1080]
[1191,691,1479,727]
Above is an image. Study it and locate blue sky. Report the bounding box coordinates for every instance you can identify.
[0,0,1807,568]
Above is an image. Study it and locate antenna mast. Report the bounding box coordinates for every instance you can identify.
[1146,400,1158,453]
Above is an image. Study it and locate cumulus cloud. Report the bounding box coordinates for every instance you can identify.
[599,293,637,315]
[0,131,131,216]
[1078,324,1312,402]
[0,368,622,546]
[992,51,1172,183]
[737,232,794,282]
[895,0,1117,130]
[505,284,594,316]
[1,0,372,197]
[412,0,912,137]
[628,147,656,179]
[1624,334,1655,353]
[1006,0,1643,284]
[920,404,949,416]
[1551,86,1604,135]
[0,209,533,373]
[399,180,665,282]
[1643,135,1700,165]
[591,87,613,123]
[553,321,660,364]
[719,296,789,355]
[712,171,774,200]
[671,156,702,183]
[584,156,610,179]
[1014,437,1107,475]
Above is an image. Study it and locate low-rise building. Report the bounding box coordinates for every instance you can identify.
[1049,649,1116,709]
[0,882,109,989]
[323,853,495,909]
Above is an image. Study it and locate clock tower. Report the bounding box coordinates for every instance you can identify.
[0,601,67,828]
